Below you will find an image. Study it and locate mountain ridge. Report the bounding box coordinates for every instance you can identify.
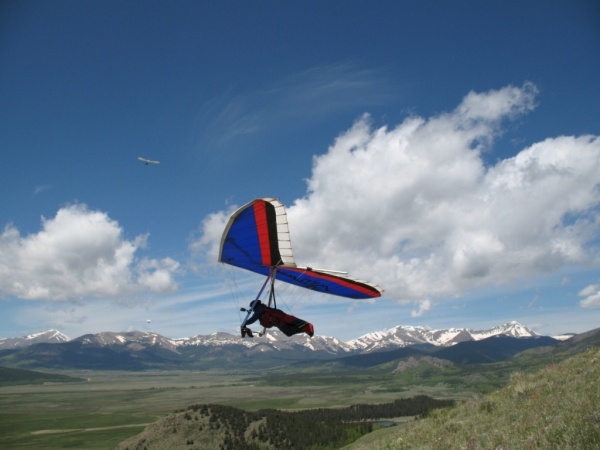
[0,321,543,352]
[0,322,569,371]
[0,329,69,349]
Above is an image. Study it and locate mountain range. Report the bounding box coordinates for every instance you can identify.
[0,320,543,352]
[0,321,567,371]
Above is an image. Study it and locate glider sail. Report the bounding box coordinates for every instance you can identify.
[219,198,382,299]
[138,157,160,165]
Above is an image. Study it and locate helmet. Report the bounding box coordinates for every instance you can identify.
[249,299,262,309]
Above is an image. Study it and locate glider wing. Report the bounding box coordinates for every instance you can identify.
[218,198,382,299]
[272,265,382,299]
[138,157,160,164]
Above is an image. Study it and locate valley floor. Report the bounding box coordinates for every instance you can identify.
[0,369,464,449]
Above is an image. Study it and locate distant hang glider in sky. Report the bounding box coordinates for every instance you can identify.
[219,197,382,305]
[137,157,160,165]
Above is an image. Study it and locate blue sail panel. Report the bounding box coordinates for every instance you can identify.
[219,198,294,268]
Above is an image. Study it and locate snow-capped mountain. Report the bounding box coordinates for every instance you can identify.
[347,321,538,352]
[470,321,538,340]
[0,321,539,354]
[73,331,180,352]
[0,329,69,349]
[175,330,355,354]
[0,322,571,371]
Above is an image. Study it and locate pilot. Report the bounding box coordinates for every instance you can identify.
[241,300,314,338]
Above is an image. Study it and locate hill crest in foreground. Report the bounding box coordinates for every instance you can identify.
[345,346,600,449]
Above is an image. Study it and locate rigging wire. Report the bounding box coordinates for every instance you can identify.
[270,268,311,315]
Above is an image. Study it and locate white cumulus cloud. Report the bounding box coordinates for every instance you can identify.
[189,206,236,261]
[196,83,600,315]
[0,204,179,301]
[287,83,600,311]
[579,284,600,308]
[411,298,432,317]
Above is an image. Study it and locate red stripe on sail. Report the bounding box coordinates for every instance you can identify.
[284,267,381,298]
[254,201,272,266]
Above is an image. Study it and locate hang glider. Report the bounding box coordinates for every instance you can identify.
[218,198,383,300]
[137,157,160,165]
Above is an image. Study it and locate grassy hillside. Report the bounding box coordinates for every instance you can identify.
[344,347,600,449]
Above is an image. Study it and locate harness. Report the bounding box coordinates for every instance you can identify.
[258,306,286,328]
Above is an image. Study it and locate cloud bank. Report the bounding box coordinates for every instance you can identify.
[0,204,179,302]
[198,83,600,313]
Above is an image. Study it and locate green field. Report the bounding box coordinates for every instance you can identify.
[0,369,463,449]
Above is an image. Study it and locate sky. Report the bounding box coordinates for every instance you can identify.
[1,0,599,342]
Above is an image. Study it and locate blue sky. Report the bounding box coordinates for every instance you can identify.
[1,0,599,341]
